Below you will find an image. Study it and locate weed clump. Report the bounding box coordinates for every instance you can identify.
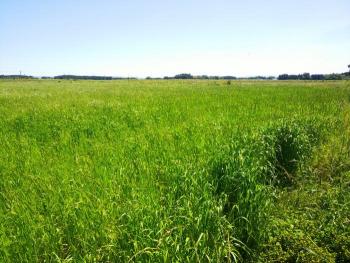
[262,120,321,187]
[211,133,273,258]
[211,119,323,260]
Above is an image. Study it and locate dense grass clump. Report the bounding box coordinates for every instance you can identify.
[257,106,350,262]
[211,119,326,259]
[261,119,325,186]
[0,79,349,262]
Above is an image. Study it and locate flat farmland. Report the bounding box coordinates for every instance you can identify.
[0,80,349,262]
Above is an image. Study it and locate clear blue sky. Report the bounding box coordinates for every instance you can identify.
[1,0,349,77]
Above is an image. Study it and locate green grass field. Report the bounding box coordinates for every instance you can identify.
[0,79,349,262]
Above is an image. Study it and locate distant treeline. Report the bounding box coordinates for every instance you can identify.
[0,75,35,79]
[237,76,275,80]
[1,72,349,80]
[0,75,136,80]
[160,74,275,80]
[54,75,112,80]
[162,74,239,80]
[278,72,350,80]
[53,75,137,80]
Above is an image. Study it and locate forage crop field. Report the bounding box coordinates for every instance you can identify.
[0,79,349,262]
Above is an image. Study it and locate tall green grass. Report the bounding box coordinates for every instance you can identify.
[258,104,350,262]
[0,79,349,261]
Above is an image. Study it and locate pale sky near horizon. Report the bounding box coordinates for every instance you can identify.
[0,0,349,77]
